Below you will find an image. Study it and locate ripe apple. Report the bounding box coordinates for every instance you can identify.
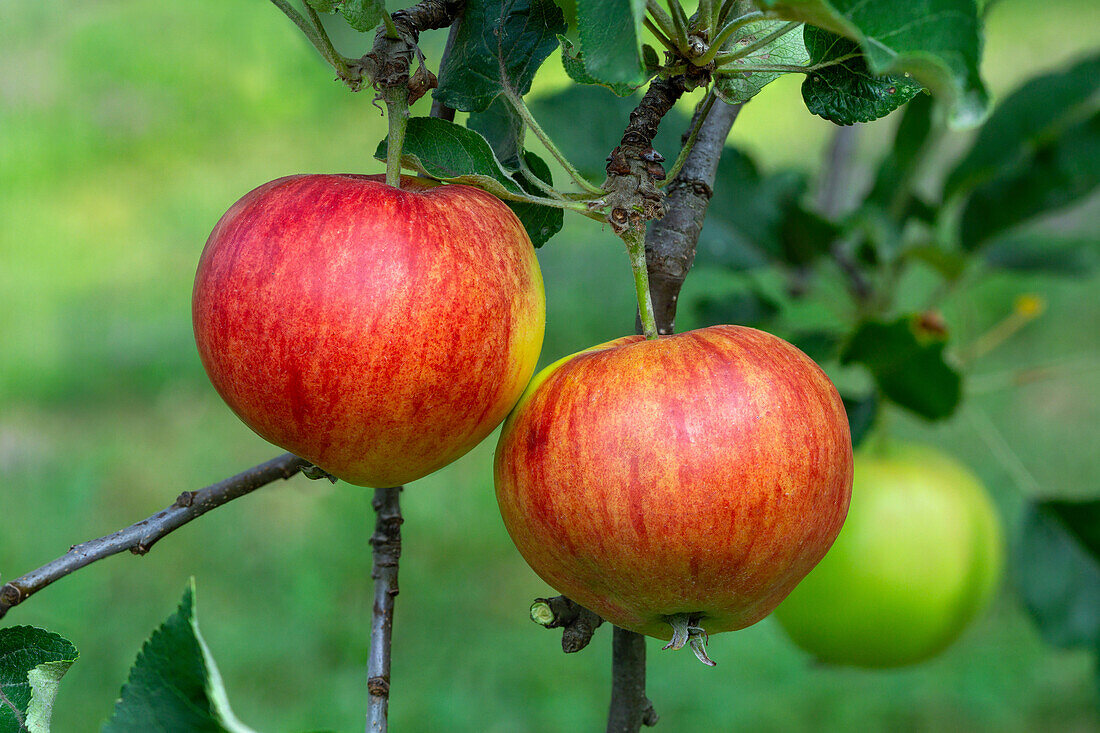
[494,325,853,648]
[773,442,1004,667]
[193,174,545,487]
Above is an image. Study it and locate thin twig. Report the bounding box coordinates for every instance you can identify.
[606,627,658,733]
[643,17,682,56]
[659,89,717,185]
[0,453,309,620]
[366,487,404,733]
[380,8,401,39]
[270,0,360,88]
[645,0,680,50]
[505,89,605,195]
[668,0,691,49]
[517,156,567,200]
[530,596,605,652]
[302,3,355,76]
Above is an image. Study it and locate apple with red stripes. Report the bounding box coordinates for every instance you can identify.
[494,325,853,662]
[193,174,545,487]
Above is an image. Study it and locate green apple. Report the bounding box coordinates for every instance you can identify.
[773,442,1004,667]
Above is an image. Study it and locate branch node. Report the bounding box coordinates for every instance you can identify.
[602,74,703,232]
[642,699,659,727]
[529,596,604,653]
[1,583,23,607]
[357,0,461,102]
[367,676,391,698]
[666,178,713,199]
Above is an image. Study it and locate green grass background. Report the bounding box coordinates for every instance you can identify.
[2,1,1099,730]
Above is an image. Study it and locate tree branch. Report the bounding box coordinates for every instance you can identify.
[530,596,604,653]
[603,75,695,232]
[607,627,658,733]
[358,0,463,102]
[366,487,403,733]
[0,453,309,621]
[644,99,743,333]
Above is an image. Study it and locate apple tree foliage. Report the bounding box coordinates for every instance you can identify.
[3,0,1098,729]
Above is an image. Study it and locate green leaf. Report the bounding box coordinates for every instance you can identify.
[946,52,1100,198]
[868,92,935,207]
[905,243,968,280]
[755,0,987,126]
[692,287,781,327]
[467,97,525,170]
[559,36,637,96]
[840,316,961,420]
[984,232,1100,276]
[1046,501,1100,557]
[435,0,566,113]
[1014,500,1100,650]
[104,581,255,733]
[841,390,878,448]
[507,151,564,247]
[375,117,522,197]
[0,626,78,733]
[305,0,340,12]
[779,204,841,265]
[340,0,386,31]
[789,329,843,363]
[575,0,647,86]
[697,147,781,271]
[713,22,809,105]
[845,202,904,264]
[801,27,923,125]
[700,147,834,269]
[959,112,1100,249]
[528,85,688,179]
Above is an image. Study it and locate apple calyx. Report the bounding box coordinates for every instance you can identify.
[662,613,716,667]
[300,464,338,484]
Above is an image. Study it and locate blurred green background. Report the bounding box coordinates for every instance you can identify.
[2,1,1098,730]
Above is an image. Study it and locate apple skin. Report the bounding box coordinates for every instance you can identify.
[193,174,545,487]
[494,325,853,639]
[773,442,1004,667]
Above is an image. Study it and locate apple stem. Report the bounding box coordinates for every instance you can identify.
[381,87,410,189]
[622,227,659,340]
[662,613,717,666]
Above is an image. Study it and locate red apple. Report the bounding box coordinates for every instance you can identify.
[193,174,545,487]
[494,325,852,646]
